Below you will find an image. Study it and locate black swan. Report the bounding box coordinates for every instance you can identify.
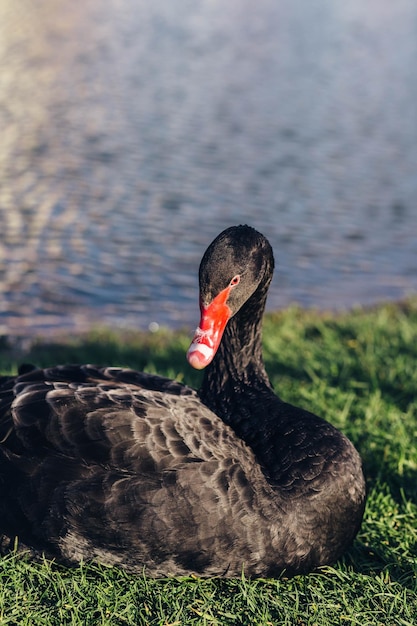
[0,225,365,577]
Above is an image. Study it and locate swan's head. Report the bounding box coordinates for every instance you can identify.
[187,225,274,369]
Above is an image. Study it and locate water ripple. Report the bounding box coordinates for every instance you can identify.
[0,0,416,335]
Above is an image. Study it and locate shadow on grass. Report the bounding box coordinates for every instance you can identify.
[343,539,417,591]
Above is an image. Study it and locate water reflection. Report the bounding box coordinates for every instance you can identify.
[0,0,416,335]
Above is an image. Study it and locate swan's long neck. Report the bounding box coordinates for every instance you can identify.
[199,278,277,452]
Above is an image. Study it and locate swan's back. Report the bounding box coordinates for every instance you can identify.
[0,365,304,577]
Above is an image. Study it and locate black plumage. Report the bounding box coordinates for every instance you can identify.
[0,225,365,576]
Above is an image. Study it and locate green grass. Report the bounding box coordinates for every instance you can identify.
[1,299,417,625]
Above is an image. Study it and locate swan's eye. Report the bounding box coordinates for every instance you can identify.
[229,275,240,288]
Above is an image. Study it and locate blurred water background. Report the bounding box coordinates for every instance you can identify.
[0,0,416,336]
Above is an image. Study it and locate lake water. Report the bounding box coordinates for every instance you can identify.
[0,0,416,336]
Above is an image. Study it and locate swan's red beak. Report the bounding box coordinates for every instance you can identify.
[187,286,232,369]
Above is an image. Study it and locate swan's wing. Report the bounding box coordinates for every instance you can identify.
[0,365,194,459]
[0,363,261,474]
[0,365,276,576]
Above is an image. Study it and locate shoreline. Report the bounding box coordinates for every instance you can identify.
[1,297,415,379]
[0,294,416,343]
